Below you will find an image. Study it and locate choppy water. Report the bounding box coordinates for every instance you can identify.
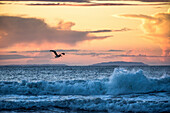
[0,65,170,112]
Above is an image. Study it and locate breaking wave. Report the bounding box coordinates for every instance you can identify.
[0,68,169,95]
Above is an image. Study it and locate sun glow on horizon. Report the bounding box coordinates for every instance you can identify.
[0,0,169,65]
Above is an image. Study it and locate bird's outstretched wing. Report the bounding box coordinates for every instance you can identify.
[50,50,58,56]
[61,53,65,55]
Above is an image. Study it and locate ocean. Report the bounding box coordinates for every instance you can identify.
[0,65,169,112]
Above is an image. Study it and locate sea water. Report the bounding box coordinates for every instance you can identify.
[0,65,169,112]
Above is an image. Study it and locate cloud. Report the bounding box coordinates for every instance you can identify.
[103,54,170,65]
[26,2,169,6]
[0,54,34,60]
[87,27,132,33]
[2,49,169,65]
[1,0,170,2]
[2,0,89,2]
[26,59,53,64]
[68,49,125,56]
[103,54,170,58]
[74,52,107,56]
[1,49,125,60]
[56,21,75,30]
[108,49,125,52]
[87,30,112,33]
[120,9,170,56]
[54,49,79,52]
[112,27,132,32]
[0,16,110,48]
[119,54,170,58]
[134,0,170,2]
[7,49,123,54]
[27,3,134,6]
[8,49,80,53]
[1,0,168,6]
[8,51,18,53]
[0,3,6,5]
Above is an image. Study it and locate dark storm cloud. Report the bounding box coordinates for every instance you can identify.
[0,16,110,48]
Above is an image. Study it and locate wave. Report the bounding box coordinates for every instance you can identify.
[0,94,170,112]
[0,68,169,95]
[107,68,170,95]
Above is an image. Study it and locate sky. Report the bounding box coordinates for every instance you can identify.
[0,0,169,65]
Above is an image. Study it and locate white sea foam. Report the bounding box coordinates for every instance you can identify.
[0,68,169,95]
[107,68,170,95]
[0,93,169,112]
[0,68,170,112]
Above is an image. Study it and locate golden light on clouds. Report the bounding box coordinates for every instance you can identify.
[0,1,170,65]
[120,9,170,56]
[56,21,75,30]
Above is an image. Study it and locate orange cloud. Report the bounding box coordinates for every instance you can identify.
[121,9,170,56]
[0,16,110,48]
[56,21,75,30]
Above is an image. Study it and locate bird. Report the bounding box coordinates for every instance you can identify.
[50,50,65,58]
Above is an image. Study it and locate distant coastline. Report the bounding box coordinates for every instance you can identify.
[1,61,170,66]
[90,61,148,66]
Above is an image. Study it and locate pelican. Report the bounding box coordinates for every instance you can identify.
[50,50,65,58]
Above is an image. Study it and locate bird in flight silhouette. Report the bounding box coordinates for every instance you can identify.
[50,50,65,58]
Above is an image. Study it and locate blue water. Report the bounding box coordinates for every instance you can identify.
[0,65,170,112]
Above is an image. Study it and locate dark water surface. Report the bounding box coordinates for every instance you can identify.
[0,65,170,112]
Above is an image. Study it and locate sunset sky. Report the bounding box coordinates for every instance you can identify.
[0,0,169,65]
